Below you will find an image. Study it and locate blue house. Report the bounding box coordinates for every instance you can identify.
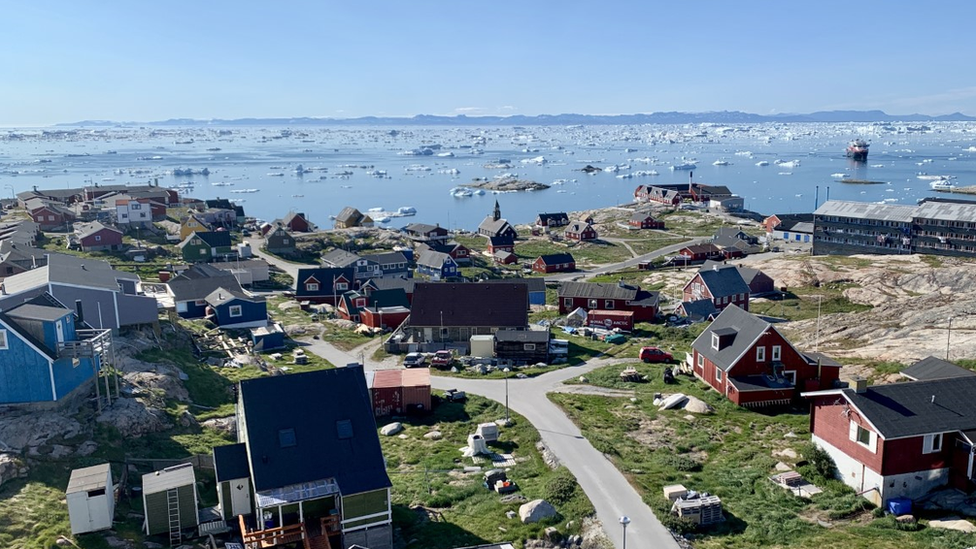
[205,287,267,329]
[0,294,109,404]
[167,264,244,319]
[415,249,458,281]
[294,267,356,305]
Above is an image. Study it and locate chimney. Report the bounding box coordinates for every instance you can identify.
[713,264,719,271]
[931,395,936,404]
[75,300,84,323]
[853,377,867,394]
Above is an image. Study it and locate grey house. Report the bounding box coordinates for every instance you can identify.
[0,252,157,330]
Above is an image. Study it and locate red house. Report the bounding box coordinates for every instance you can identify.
[564,221,597,242]
[677,243,724,263]
[281,212,313,233]
[628,212,665,230]
[682,263,751,312]
[558,281,659,322]
[360,305,410,330]
[804,372,976,506]
[27,199,76,231]
[493,250,517,265]
[532,253,575,274]
[74,221,124,252]
[689,305,840,408]
[487,235,515,255]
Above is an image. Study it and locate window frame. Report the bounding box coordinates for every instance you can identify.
[756,346,766,362]
[923,433,943,454]
[0,329,8,350]
[772,345,782,361]
[229,305,243,318]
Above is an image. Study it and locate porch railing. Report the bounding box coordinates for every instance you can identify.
[240,515,309,549]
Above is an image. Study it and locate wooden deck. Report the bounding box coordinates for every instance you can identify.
[239,514,339,549]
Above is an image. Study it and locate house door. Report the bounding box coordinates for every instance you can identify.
[56,320,64,343]
[231,480,252,516]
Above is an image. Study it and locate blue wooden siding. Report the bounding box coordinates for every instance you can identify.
[213,299,267,327]
[177,300,209,319]
[0,329,54,403]
[528,291,546,306]
[52,355,99,399]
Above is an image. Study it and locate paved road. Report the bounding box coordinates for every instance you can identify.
[254,236,681,548]
[430,361,679,549]
[247,236,303,284]
[545,237,700,282]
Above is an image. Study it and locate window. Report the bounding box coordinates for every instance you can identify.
[121,213,128,218]
[783,370,796,385]
[697,353,703,368]
[48,215,56,221]
[278,428,297,448]
[131,203,141,210]
[923,433,943,454]
[715,368,723,382]
[200,248,207,255]
[563,298,573,308]
[336,282,348,291]
[229,305,243,317]
[849,421,877,452]
[756,346,766,362]
[0,329,7,350]
[194,299,207,306]
[605,300,614,309]
[588,299,598,308]
[306,283,319,292]
[711,333,720,350]
[524,343,536,351]
[283,238,290,244]
[94,235,101,241]
[772,345,782,361]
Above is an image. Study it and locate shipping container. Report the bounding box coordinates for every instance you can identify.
[401,368,432,412]
[371,370,403,417]
[586,309,635,331]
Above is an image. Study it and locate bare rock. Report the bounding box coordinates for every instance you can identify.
[0,411,83,451]
[519,499,557,523]
[544,526,562,542]
[0,453,28,488]
[423,431,442,440]
[76,440,99,456]
[277,300,302,311]
[928,517,976,533]
[381,422,403,436]
[773,448,799,460]
[97,397,171,437]
[536,441,560,470]
[506,510,517,519]
[501,493,527,504]
[774,461,793,472]
[201,416,237,437]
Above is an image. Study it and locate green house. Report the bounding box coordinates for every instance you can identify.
[213,367,393,549]
[178,230,233,263]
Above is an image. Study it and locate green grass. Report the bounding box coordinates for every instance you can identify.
[384,394,594,549]
[549,362,976,549]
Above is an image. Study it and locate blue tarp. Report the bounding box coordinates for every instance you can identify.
[886,497,912,516]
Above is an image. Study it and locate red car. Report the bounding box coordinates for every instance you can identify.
[639,346,673,363]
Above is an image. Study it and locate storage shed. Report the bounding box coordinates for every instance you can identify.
[142,463,199,540]
[401,368,432,413]
[250,322,286,351]
[371,370,404,417]
[67,463,114,535]
[213,443,253,521]
[470,335,495,358]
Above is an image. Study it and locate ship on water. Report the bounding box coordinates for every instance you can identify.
[846,139,870,161]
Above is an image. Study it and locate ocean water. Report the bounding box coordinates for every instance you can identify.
[2,123,975,231]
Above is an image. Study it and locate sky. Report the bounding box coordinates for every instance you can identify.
[3,1,976,126]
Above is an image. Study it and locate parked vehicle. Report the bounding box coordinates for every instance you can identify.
[443,389,466,402]
[639,346,674,363]
[430,350,454,368]
[403,352,427,368]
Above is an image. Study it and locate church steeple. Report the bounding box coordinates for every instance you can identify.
[492,200,501,221]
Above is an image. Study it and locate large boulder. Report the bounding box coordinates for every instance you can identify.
[682,395,714,414]
[202,416,238,437]
[381,423,403,436]
[519,499,557,523]
[97,397,170,437]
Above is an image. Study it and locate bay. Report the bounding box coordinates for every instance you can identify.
[2,122,975,231]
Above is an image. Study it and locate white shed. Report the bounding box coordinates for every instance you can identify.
[66,463,114,534]
[142,463,199,541]
[469,335,495,358]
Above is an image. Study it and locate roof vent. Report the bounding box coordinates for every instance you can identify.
[931,395,936,404]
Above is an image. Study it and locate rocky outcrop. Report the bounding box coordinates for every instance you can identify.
[0,411,83,451]
[96,397,170,437]
[467,178,550,192]
[202,416,237,438]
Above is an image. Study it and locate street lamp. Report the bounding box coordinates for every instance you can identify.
[947,316,953,361]
[619,516,631,549]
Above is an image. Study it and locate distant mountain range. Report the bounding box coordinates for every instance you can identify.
[61,110,976,127]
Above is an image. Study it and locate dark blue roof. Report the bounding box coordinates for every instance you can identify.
[238,367,391,495]
[213,443,250,482]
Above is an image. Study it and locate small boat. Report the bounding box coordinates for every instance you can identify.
[712,160,731,166]
[931,180,958,191]
[756,161,770,167]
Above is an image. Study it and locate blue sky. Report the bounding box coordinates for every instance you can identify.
[3,1,975,125]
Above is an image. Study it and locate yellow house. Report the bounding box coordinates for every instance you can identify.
[180,213,210,240]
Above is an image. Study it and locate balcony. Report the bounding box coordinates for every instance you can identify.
[56,328,112,360]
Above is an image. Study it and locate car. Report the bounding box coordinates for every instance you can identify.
[443,388,466,402]
[430,350,454,368]
[403,352,427,368]
[639,346,674,363]
[241,229,251,237]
